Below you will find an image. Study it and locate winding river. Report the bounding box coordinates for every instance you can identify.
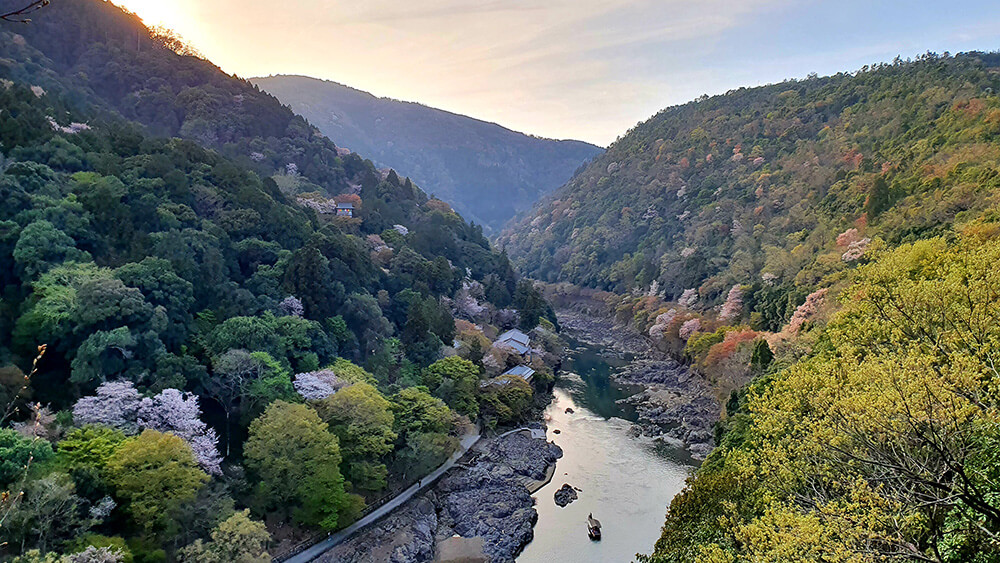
[517,338,697,563]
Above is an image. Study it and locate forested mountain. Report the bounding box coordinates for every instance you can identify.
[0,1,558,560]
[252,75,603,232]
[502,52,1000,562]
[501,52,1000,305]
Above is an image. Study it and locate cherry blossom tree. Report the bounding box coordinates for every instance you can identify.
[718,285,744,323]
[138,389,222,475]
[277,296,304,317]
[73,382,222,475]
[678,288,699,309]
[679,318,702,341]
[72,381,143,433]
[293,369,347,401]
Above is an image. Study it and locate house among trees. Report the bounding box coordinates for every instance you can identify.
[336,202,355,217]
[496,329,531,356]
[502,364,535,383]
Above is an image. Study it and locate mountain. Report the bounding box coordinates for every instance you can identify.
[251,75,603,231]
[0,1,560,559]
[500,52,1000,306]
[496,52,1000,562]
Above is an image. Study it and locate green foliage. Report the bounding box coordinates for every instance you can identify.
[647,233,1000,561]
[243,401,351,530]
[0,428,54,489]
[56,425,127,473]
[105,430,208,533]
[478,376,533,426]
[422,356,480,418]
[391,387,454,440]
[177,509,271,563]
[313,382,397,491]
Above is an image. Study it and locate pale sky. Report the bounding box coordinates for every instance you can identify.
[114,0,1000,146]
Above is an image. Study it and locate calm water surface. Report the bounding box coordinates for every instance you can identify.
[517,339,696,563]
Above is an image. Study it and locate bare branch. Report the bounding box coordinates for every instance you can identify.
[0,0,50,24]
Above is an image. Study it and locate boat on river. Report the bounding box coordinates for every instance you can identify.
[587,513,602,540]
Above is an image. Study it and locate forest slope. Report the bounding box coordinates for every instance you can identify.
[501,52,1000,306]
[0,1,560,560]
[252,75,603,232]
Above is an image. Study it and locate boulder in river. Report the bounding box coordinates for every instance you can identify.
[553,483,578,507]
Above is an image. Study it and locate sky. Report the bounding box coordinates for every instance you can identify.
[113,0,1000,146]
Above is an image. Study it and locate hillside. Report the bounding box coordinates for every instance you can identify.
[252,75,603,231]
[498,52,1000,562]
[0,1,560,560]
[500,52,1000,306]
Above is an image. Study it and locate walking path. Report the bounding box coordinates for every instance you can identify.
[280,426,481,563]
[279,425,544,562]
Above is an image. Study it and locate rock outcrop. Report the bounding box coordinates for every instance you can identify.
[553,483,578,507]
[316,496,438,563]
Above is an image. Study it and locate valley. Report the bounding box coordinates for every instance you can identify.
[2,1,1000,562]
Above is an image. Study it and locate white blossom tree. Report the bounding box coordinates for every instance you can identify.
[292,370,346,401]
[72,382,222,475]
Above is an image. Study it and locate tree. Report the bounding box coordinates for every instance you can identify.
[243,401,351,530]
[57,426,127,474]
[478,376,533,426]
[3,473,89,554]
[73,382,222,474]
[177,509,270,563]
[397,432,459,479]
[0,428,54,489]
[391,387,453,440]
[512,280,546,331]
[105,430,208,532]
[422,357,480,418]
[13,220,89,280]
[137,389,222,475]
[313,383,396,491]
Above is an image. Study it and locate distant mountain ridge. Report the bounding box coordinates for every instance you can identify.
[252,75,603,231]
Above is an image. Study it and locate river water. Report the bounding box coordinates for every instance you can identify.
[517,338,697,563]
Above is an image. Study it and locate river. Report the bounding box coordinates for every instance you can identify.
[517,338,697,563]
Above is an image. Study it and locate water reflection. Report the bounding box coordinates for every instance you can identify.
[517,339,695,563]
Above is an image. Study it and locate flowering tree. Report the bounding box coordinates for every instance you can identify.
[648,309,678,341]
[718,285,744,323]
[73,382,222,475]
[67,546,125,563]
[678,288,699,309]
[453,283,487,321]
[842,238,871,262]
[72,381,143,434]
[138,389,222,475]
[787,288,829,335]
[679,318,702,341]
[293,369,346,401]
[277,296,304,317]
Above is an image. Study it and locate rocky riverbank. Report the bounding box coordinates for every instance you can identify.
[316,428,562,563]
[556,310,721,460]
[614,359,719,459]
[557,311,654,357]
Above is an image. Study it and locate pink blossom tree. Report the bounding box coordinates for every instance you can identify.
[679,318,702,341]
[72,381,143,433]
[718,285,744,323]
[678,288,699,309]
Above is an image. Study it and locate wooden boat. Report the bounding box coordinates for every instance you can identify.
[587,513,602,540]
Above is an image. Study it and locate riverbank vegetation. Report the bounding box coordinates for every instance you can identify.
[642,226,1000,562]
